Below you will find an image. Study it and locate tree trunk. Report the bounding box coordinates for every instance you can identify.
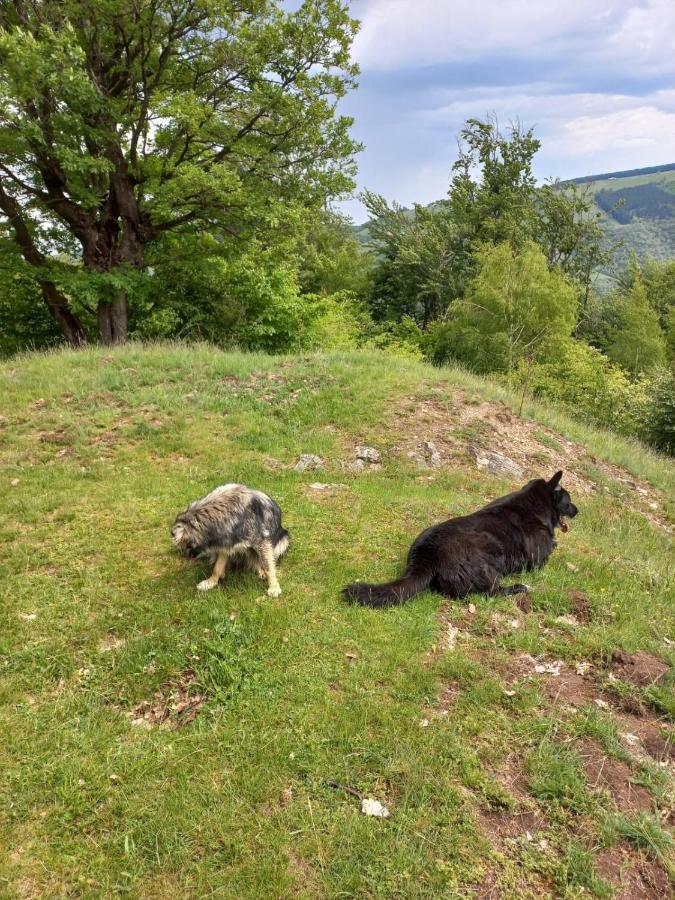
[97,293,128,345]
[40,280,88,347]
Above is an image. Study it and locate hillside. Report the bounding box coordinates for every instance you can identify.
[1,346,674,898]
[581,164,675,270]
[353,163,675,269]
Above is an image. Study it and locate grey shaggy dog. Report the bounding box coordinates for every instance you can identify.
[171,484,289,596]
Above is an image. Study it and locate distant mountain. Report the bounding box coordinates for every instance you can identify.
[574,164,675,270]
[352,163,675,270]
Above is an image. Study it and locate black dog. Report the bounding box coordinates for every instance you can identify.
[343,471,577,608]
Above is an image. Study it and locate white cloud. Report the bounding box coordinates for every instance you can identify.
[560,106,675,157]
[352,0,675,75]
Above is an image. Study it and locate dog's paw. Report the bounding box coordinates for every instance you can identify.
[197,579,217,592]
[267,585,282,598]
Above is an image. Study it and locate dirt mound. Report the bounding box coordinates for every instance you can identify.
[390,389,670,529]
[610,649,670,688]
[579,740,653,812]
[595,842,672,899]
[568,589,593,622]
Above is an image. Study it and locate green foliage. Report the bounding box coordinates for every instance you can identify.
[362,118,607,339]
[511,340,646,436]
[297,211,374,299]
[606,277,666,375]
[428,242,578,373]
[641,257,675,330]
[209,258,314,354]
[361,192,463,326]
[449,117,540,248]
[643,368,675,455]
[367,315,425,359]
[306,291,374,350]
[0,259,61,356]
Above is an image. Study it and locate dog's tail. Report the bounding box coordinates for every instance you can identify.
[342,567,432,609]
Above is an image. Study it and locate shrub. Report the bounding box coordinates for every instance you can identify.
[643,368,675,455]
[306,291,374,350]
[511,340,647,436]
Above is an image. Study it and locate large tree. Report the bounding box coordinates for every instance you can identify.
[0,0,359,345]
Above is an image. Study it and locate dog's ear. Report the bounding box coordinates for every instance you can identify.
[548,470,563,490]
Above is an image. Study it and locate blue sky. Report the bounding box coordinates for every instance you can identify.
[338,0,675,222]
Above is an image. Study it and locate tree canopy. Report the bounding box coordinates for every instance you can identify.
[0,0,360,344]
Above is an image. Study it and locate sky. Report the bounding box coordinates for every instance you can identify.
[338,0,675,222]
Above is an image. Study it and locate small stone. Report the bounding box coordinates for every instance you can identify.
[419,440,441,467]
[10,478,20,486]
[420,718,430,728]
[361,798,390,818]
[593,699,610,709]
[308,482,343,491]
[355,446,381,464]
[565,562,579,573]
[504,690,516,697]
[294,454,324,472]
[468,603,477,614]
[467,446,524,479]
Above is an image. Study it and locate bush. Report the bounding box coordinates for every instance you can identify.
[306,291,374,350]
[0,270,63,356]
[643,368,675,454]
[511,340,647,436]
[367,315,425,359]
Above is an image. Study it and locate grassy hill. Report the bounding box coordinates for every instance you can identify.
[353,163,675,270]
[581,164,675,271]
[1,345,673,898]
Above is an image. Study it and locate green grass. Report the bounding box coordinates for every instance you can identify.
[1,344,673,898]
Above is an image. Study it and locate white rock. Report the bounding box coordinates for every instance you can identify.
[361,798,391,818]
[467,446,524,479]
[355,446,381,463]
[294,454,324,472]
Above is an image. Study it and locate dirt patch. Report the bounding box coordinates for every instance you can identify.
[124,669,204,729]
[610,650,670,688]
[568,589,592,623]
[611,709,675,764]
[579,739,653,812]
[37,430,73,445]
[476,807,547,853]
[595,841,672,899]
[504,654,606,709]
[500,653,673,769]
[516,593,533,614]
[424,603,461,669]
